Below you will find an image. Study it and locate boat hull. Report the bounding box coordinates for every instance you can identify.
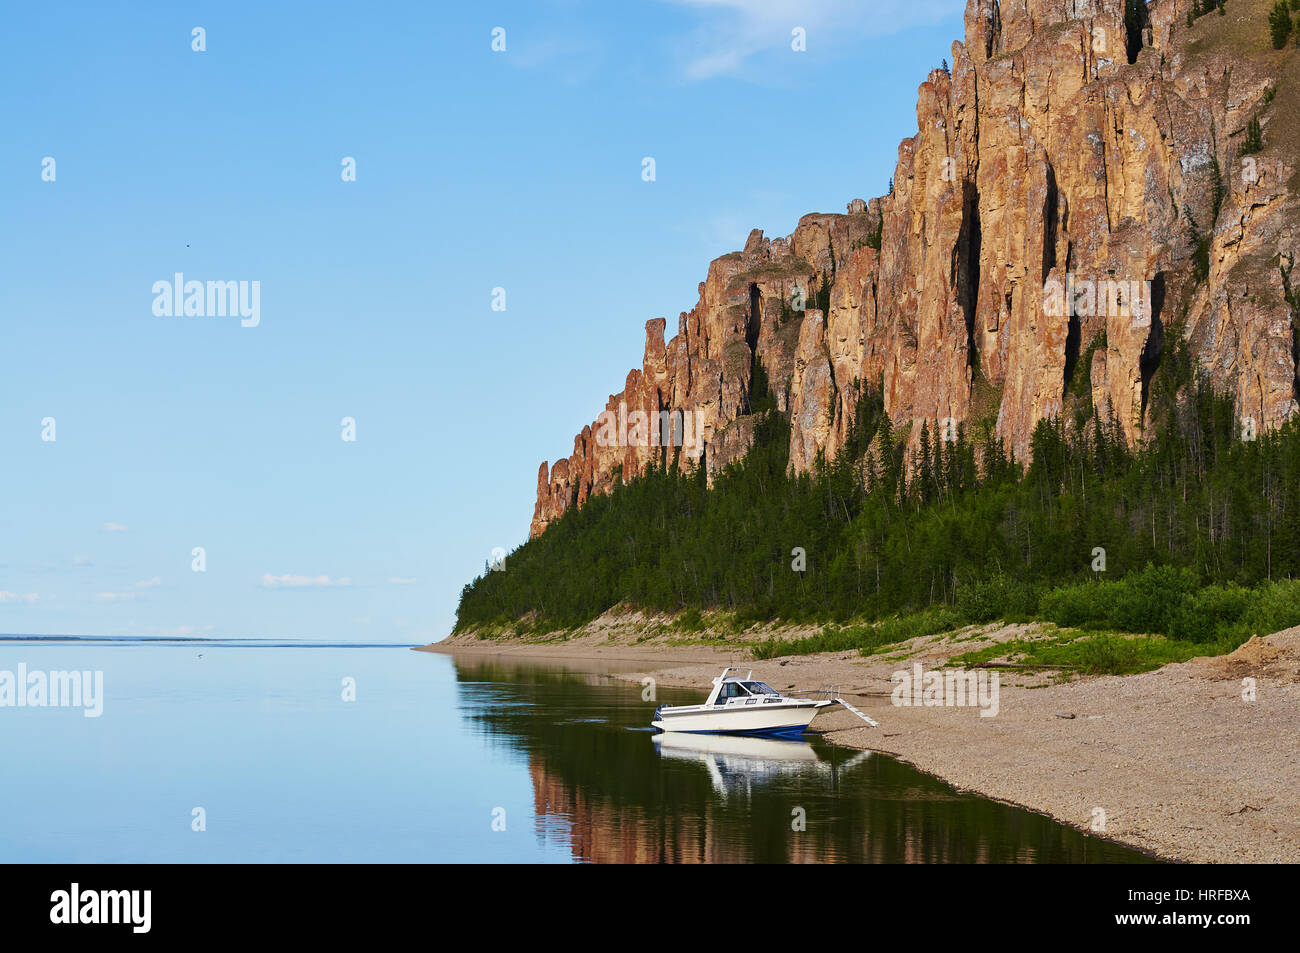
[652,701,829,738]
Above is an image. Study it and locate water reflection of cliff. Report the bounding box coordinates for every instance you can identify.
[451,656,1155,864]
[530,733,868,863]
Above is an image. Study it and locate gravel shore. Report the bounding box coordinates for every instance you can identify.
[424,616,1300,863]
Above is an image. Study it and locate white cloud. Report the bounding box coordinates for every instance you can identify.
[663,0,954,80]
[505,28,607,85]
[103,522,128,532]
[0,591,39,604]
[74,555,92,566]
[95,578,161,602]
[260,573,353,589]
[387,577,418,585]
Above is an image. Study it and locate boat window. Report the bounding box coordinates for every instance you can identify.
[742,681,779,696]
[716,682,747,701]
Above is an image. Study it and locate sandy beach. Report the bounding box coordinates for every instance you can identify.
[423,614,1300,863]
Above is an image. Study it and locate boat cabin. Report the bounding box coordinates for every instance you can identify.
[704,670,783,707]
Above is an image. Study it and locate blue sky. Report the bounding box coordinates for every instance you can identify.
[0,0,965,642]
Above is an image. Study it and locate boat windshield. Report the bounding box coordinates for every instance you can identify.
[741,681,779,696]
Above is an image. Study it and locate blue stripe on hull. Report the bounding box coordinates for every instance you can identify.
[656,724,811,739]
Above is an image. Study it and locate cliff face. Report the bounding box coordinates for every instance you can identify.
[531,0,1299,538]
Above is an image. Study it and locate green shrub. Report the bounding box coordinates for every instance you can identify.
[674,607,706,632]
[1193,232,1213,282]
[1111,564,1200,635]
[1073,636,1144,675]
[1035,565,1201,637]
[733,601,777,629]
[1168,584,1244,643]
[870,607,964,644]
[955,573,1040,623]
[751,623,887,660]
[1230,578,1300,644]
[1038,580,1111,629]
[1271,0,1293,49]
[948,631,1209,677]
[1241,116,1264,157]
[865,216,883,251]
[750,606,962,660]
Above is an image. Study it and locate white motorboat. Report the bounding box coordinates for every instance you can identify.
[651,667,878,738]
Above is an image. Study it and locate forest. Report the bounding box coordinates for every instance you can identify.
[457,328,1300,656]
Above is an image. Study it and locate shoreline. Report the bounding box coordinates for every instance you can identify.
[421,616,1300,863]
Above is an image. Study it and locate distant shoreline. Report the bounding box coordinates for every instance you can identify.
[421,613,1300,864]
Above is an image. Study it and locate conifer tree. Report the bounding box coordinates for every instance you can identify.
[918,421,934,504]
[1271,0,1293,49]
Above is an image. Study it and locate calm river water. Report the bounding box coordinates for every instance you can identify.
[0,638,1155,863]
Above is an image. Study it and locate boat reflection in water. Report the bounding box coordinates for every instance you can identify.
[449,655,1158,864]
[653,731,872,801]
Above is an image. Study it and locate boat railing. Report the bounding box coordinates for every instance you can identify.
[785,685,839,701]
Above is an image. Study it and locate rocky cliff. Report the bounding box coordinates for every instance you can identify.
[531,0,1299,538]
